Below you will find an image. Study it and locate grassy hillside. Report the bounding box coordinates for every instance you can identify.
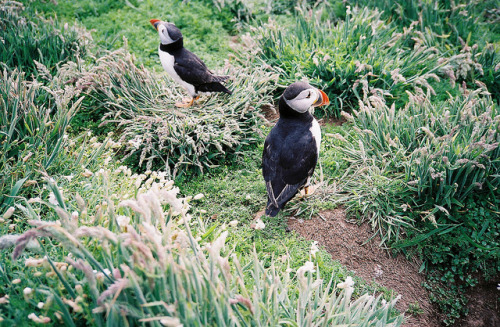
[1,0,499,326]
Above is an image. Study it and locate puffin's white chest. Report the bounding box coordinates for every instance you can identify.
[310,119,321,156]
[158,48,196,96]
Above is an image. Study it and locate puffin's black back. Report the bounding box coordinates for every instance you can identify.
[262,92,318,217]
[159,26,232,95]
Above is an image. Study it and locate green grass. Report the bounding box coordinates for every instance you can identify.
[0,2,85,77]
[21,0,234,69]
[2,0,500,325]
[0,136,402,326]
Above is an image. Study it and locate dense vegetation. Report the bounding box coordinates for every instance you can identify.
[0,0,498,326]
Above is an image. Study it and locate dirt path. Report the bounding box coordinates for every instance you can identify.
[287,208,440,327]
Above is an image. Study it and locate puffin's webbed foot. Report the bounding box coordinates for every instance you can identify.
[299,185,316,198]
[175,96,200,108]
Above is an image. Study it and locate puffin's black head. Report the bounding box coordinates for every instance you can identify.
[279,81,329,117]
[150,19,183,45]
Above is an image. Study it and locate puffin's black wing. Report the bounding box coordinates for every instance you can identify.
[263,127,318,216]
[173,49,230,94]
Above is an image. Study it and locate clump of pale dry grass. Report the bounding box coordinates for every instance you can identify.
[2,169,403,326]
[57,46,278,177]
[326,85,499,243]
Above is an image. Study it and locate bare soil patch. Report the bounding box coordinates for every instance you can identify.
[288,208,500,326]
[287,208,440,327]
[455,277,500,327]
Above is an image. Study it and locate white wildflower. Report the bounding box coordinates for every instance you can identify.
[23,287,33,301]
[298,261,316,274]
[48,192,58,206]
[229,220,239,227]
[251,219,265,230]
[3,207,15,219]
[82,169,93,177]
[160,316,182,327]
[193,193,204,200]
[28,313,51,324]
[116,215,130,227]
[310,241,319,259]
[297,261,316,289]
[0,295,9,304]
[337,276,354,289]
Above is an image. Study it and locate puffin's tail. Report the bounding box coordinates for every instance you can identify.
[212,75,229,83]
[198,82,232,95]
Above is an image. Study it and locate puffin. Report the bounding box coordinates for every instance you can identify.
[149,19,232,107]
[262,81,329,217]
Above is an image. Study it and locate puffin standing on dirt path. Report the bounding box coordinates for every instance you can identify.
[262,82,329,217]
[149,19,232,107]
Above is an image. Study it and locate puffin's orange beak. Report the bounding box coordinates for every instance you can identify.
[313,89,330,107]
[150,19,161,31]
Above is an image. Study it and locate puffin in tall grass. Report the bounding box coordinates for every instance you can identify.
[149,19,231,107]
[262,82,329,217]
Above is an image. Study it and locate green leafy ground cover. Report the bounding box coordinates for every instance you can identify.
[1,0,499,325]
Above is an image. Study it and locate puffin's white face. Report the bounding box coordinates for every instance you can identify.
[284,88,323,113]
[157,24,175,44]
[150,20,183,45]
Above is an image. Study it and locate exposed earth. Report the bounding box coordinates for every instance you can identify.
[287,208,500,327]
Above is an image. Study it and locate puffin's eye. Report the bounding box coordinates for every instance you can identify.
[306,92,311,98]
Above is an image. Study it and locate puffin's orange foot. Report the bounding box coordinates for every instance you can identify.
[303,185,315,196]
[175,98,194,108]
[175,96,200,108]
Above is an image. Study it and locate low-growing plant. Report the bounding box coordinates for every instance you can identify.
[325,87,499,322]
[21,0,234,69]
[0,69,84,211]
[0,1,87,77]
[253,5,461,117]
[351,0,500,47]
[64,47,277,178]
[0,176,404,326]
[329,87,499,242]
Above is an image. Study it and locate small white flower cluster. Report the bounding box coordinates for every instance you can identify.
[310,241,319,259]
[337,276,354,289]
[250,219,265,230]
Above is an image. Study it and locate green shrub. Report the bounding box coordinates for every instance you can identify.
[351,0,500,47]
[66,47,277,178]
[21,0,233,69]
[0,69,83,211]
[420,198,500,325]
[0,176,403,326]
[253,5,458,117]
[0,1,86,77]
[330,88,499,242]
[327,87,499,323]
